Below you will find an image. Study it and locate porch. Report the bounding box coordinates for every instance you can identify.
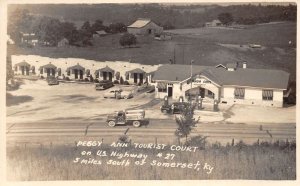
[126,68,146,85]
[39,63,57,77]
[96,66,115,81]
[66,64,85,80]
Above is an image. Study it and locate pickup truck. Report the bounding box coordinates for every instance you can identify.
[160,102,190,114]
[103,89,133,99]
[106,109,145,127]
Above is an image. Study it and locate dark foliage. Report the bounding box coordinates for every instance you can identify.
[119,33,137,47]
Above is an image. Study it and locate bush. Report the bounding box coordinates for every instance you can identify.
[113,80,119,84]
[123,81,129,85]
[94,79,99,83]
[89,75,94,82]
[84,78,89,82]
[119,33,137,47]
[115,72,120,80]
[40,76,44,79]
[120,76,124,84]
[65,77,70,81]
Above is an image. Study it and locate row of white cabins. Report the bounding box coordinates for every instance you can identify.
[11,55,290,108]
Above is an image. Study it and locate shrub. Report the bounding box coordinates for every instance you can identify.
[113,80,119,84]
[40,76,44,79]
[65,77,70,81]
[84,78,89,82]
[94,79,99,83]
[120,76,124,84]
[186,135,207,150]
[89,75,94,82]
[115,72,120,80]
[123,81,129,85]
[119,33,137,47]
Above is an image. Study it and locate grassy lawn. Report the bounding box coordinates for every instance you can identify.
[7,139,296,180]
[8,22,296,79]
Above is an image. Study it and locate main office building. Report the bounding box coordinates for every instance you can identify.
[151,63,290,107]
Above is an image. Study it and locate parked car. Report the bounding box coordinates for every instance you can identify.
[95,80,114,90]
[103,89,133,99]
[160,102,190,114]
[46,76,59,85]
[106,109,146,127]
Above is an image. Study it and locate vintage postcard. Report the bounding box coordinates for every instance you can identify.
[1,0,299,185]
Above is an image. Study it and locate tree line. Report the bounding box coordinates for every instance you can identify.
[8,9,127,47]
[9,3,296,30]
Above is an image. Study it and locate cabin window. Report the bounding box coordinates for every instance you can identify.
[262,90,273,101]
[234,88,245,99]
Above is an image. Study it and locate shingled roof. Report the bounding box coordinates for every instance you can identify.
[127,18,152,28]
[153,64,290,90]
[202,67,290,89]
[152,64,209,82]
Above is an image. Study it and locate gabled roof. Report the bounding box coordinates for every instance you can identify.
[95,30,107,35]
[152,64,209,82]
[127,68,145,74]
[99,66,114,73]
[153,64,290,90]
[15,61,30,67]
[40,63,57,69]
[128,18,152,28]
[66,64,85,71]
[212,19,221,24]
[226,63,238,69]
[201,67,290,90]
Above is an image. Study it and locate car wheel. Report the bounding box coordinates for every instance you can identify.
[108,121,116,127]
[133,121,141,127]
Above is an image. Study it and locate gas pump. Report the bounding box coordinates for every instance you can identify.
[179,96,184,103]
[163,95,169,106]
[213,100,218,111]
[198,96,203,110]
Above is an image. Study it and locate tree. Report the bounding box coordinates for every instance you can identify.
[7,9,35,45]
[174,103,196,143]
[119,33,137,47]
[35,17,63,46]
[105,22,127,34]
[59,22,78,44]
[80,21,93,37]
[91,19,105,32]
[218,12,233,26]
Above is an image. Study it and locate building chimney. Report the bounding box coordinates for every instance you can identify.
[243,62,247,69]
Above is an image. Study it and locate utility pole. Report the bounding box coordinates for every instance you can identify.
[190,59,194,103]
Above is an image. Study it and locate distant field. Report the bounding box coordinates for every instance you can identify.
[9,22,296,80]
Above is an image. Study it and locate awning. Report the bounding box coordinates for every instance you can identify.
[234,88,245,97]
[157,82,167,89]
[263,90,273,97]
[15,61,30,67]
